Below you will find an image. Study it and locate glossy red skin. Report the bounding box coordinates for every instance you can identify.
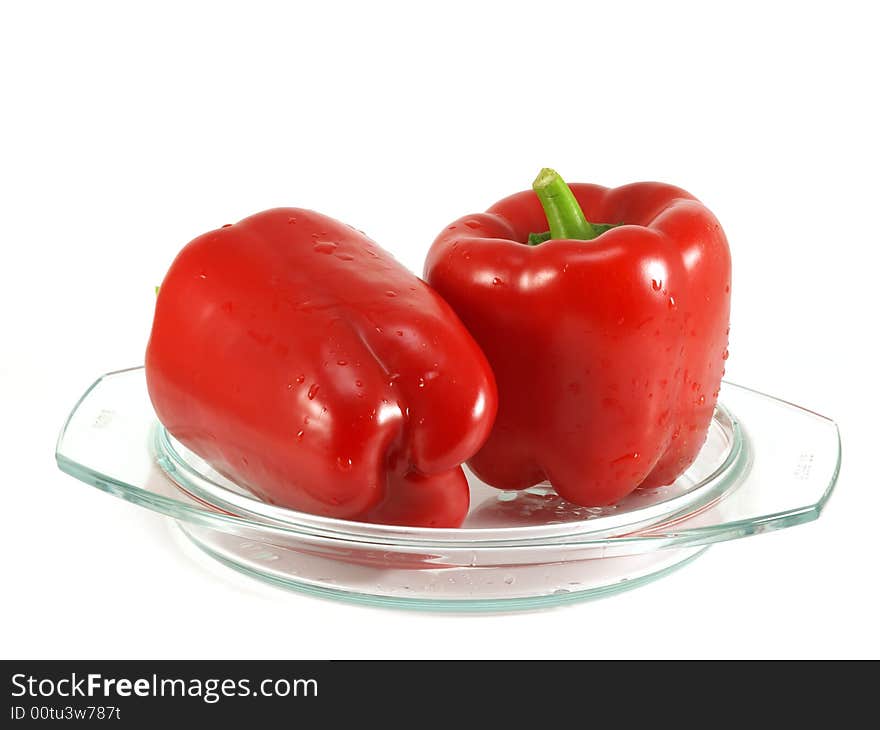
[146,208,497,527]
[425,183,731,506]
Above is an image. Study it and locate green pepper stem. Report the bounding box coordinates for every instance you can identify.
[532,168,597,240]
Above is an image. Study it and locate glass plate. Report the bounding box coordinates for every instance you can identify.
[56,367,840,611]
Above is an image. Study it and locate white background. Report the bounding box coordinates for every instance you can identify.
[2,1,877,659]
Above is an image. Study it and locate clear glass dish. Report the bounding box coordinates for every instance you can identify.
[56,367,840,611]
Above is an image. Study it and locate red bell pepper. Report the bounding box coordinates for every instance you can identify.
[424,169,731,506]
[146,208,497,527]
